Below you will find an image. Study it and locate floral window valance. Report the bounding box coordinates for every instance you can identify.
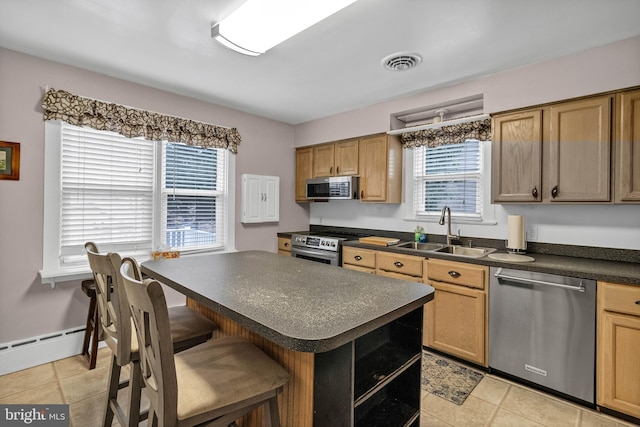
[41,88,241,153]
[400,118,492,148]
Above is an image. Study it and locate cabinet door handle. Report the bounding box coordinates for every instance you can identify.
[330,166,333,175]
[394,261,404,268]
[354,255,362,261]
[448,271,461,278]
[360,190,364,199]
[635,300,640,305]
[532,186,538,198]
[336,166,340,175]
[551,185,559,199]
[284,242,289,248]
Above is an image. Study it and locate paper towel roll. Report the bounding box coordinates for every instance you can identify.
[507,215,526,250]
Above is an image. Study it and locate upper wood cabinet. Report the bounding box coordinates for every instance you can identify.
[491,109,542,202]
[313,138,359,177]
[544,95,612,202]
[295,147,313,202]
[297,133,402,204]
[359,133,402,203]
[615,89,640,203]
[492,93,615,203]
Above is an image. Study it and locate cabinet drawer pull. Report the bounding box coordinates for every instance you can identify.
[636,300,640,305]
[354,255,362,261]
[532,186,538,198]
[394,261,404,268]
[284,242,289,247]
[551,185,559,198]
[448,271,461,278]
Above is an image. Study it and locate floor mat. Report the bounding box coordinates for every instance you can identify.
[421,350,484,405]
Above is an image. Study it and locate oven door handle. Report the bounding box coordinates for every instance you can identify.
[291,247,338,259]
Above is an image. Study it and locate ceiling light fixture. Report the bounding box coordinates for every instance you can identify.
[212,0,359,56]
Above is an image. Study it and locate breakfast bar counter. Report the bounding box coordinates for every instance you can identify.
[142,250,434,426]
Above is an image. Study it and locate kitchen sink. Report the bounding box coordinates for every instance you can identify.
[395,242,445,251]
[433,245,497,258]
[394,241,497,258]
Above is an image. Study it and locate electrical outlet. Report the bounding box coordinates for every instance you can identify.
[526,226,538,241]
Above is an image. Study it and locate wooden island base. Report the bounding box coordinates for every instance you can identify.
[188,299,424,427]
[188,299,315,427]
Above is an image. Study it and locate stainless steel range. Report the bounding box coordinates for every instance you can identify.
[290,233,353,266]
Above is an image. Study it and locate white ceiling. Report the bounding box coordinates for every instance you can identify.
[1,0,639,125]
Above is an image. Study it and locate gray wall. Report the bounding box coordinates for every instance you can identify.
[0,48,309,343]
[293,35,640,250]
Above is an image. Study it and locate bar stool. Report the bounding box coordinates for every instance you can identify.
[85,242,218,427]
[80,279,100,370]
[120,257,289,427]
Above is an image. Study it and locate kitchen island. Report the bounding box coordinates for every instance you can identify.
[141,250,434,427]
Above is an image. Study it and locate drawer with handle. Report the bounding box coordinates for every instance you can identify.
[376,251,423,278]
[426,259,487,289]
[278,237,291,252]
[342,246,376,269]
[599,281,640,316]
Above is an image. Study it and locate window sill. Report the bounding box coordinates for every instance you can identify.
[40,247,238,288]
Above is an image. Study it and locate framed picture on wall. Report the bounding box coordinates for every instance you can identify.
[0,141,20,180]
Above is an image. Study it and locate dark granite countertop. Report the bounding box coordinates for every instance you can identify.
[279,228,640,286]
[141,250,434,353]
[344,241,640,286]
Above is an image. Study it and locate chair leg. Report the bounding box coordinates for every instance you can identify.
[265,396,281,427]
[81,296,96,359]
[88,305,100,369]
[126,360,144,427]
[103,355,121,427]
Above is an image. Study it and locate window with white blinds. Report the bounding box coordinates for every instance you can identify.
[47,121,228,271]
[161,142,225,251]
[413,140,483,219]
[60,125,155,265]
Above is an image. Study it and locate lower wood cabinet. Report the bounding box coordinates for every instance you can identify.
[597,281,640,418]
[376,251,423,281]
[424,259,488,366]
[342,246,377,274]
[277,236,291,256]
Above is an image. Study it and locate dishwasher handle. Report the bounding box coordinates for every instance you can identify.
[494,268,586,292]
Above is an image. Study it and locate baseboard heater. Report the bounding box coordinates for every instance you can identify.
[0,326,103,375]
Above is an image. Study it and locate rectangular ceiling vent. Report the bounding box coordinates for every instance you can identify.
[390,94,484,131]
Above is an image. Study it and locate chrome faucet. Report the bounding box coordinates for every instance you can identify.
[439,206,460,246]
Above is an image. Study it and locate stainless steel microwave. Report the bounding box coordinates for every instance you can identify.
[306,176,359,200]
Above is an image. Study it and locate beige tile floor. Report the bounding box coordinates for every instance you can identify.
[0,347,637,427]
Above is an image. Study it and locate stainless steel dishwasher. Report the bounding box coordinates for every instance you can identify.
[489,267,596,405]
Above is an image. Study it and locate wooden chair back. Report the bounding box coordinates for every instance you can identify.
[120,257,179,426]
[84,242,133,365]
